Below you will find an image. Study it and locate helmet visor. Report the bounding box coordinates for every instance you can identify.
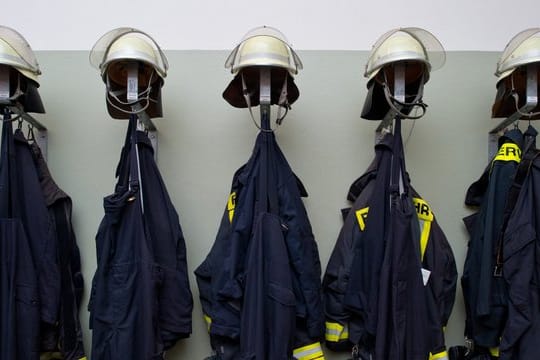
[496,28,540,76]
[365,27,445,78]
[0,25,40,75]
[90,27,168,76]
[224,26,303,71]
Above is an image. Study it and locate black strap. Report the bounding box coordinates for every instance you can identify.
[390,117,408,196]
[494,144,539,275]
[53,203,77,351]
[0,109,19,218]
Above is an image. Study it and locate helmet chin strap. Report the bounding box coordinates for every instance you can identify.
[381,68,428,120]
[105,69,158,115]
[241,71,290,132]
[510,72,540,117]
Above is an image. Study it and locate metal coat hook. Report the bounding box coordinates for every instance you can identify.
[489,63,538,158]
[126,63,158,161]
[0,64,47,158]
[259,67,272,131]
[375,62,405,143]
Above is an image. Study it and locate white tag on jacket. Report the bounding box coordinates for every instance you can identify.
[421,268,431,286]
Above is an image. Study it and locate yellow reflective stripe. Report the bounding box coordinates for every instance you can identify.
[339,328,349,340]
[293,342,324,360]
[420,219,431,261]
[203,314,212,332]
[80,358,88,360]
[325,321,345,342]
[413,197,434,222]
[355,207,369,231]
[412,198,433,261]
[227,192,237,223]
[429,351,449,360]
[493,143,521,164]
[489,347,500,356]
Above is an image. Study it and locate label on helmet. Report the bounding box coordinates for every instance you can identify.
[127,63,139,101]
[0,66,9,100]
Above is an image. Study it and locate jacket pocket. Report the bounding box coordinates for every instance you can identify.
[268,282,296,307]
[15,284,40,353]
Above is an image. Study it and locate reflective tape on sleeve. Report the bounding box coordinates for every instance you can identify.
[293,342,325,360]
[325,321,349,342]
[489,347,499,357]
[429,350,449,360]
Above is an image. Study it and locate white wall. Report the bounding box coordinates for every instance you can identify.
[5,0,540,51]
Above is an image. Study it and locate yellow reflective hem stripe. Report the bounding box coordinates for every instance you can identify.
[355,207,369,231]
[227,192,237,223]
[489,347,500,356]
[203,314,212,332]
[493,143,521,164]
[293,342,324,360]
[80,358,88,360]
[325,321,346,342]
[429,350,449,360]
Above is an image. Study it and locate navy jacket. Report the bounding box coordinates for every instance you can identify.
[462,129,523,349]
[498,127,540,359]
[89,116,192,360]
[323,131,456,360]
[0,116,41,360]
[195,130,324,360]
[31,141,86,359]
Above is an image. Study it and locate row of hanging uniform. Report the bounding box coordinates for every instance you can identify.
[461,124,540,360]
[0,108,86,360]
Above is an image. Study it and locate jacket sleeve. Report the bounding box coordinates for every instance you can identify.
[280,174,325,340]
[158,222,193,349]
[500,222,536,356]
[321,208,358,350]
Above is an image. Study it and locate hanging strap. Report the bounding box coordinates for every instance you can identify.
[0,109,19,218]
[266,132,279,216]
[114,114,141,195]
[390,117,408,196]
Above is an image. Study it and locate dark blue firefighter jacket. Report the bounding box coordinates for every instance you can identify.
[195,130,324,360]
[89,116,192,360]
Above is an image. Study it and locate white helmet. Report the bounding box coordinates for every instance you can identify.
[225,26,302,75]
[90,27,168,81]
[364,27,445,82]
[361,27,445,120]
[492,28,540,119]
[90,28,168,119]
[0,25,41,85]
[495,28,540,81]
